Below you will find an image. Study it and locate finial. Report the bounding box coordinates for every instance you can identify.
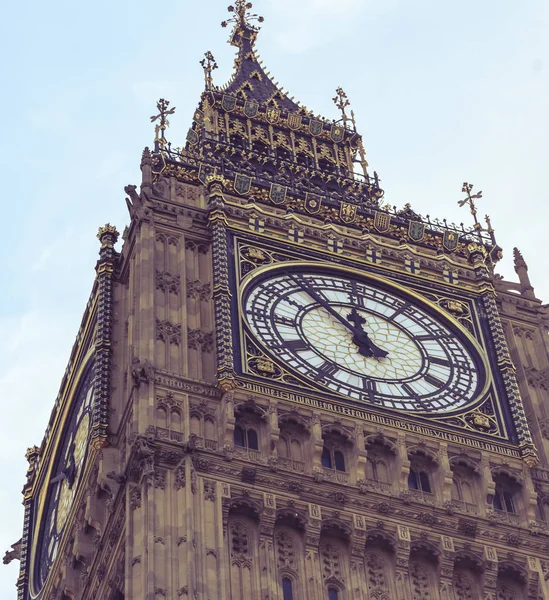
[200,51,218,91]
[513,247,527,270]
[97,224,119,247]
[356,137,369,177]
[458,182,484,234]
[332,87,350,127]
[150,98,176,151]
[221,1,264,29]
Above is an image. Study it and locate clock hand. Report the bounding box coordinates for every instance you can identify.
[287,274,386,358]
[347,308,389,358]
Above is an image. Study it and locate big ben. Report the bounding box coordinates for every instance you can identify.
[7,2,549,599]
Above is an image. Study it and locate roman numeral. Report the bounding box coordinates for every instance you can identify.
[429,357,451,367]
[314,361,339,380]
[388,302,411,321]
[424,374,445,388]
[285,339,309,352]
[362,379,377,403]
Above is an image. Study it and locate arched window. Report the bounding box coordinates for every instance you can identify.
[234,425,259,450]
[408,468,431,493]
[493,490,515,514]
[322,446,346,472]
[328,588,339,600]
[282,577,294,600]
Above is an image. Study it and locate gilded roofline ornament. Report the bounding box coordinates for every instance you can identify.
[221,1,264,32]
[200,51,218,91]
[150,98,176,151]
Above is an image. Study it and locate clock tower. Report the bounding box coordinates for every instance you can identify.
[10,2,549,599]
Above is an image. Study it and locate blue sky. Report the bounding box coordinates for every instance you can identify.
[1,0,548,594]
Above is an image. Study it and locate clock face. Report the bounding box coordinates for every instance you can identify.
[242,268,486,413]
[34,365,94,591]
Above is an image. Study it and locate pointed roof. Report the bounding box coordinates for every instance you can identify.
[218,2,300,112]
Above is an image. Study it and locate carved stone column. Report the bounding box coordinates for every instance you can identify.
[482,545,499,600]
[395,525,413,599]
[348,528,367,600]
[304,506,323,600]
[439,536,455,600]
[259,503,277,600]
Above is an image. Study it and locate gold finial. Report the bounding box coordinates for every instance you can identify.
[97,223,120,247]
[356,137,369,177]
[150,98,176,151]
[458,182,484,231]
[200,51,218,91]
[221,1,264,29]
[332,87,350,127]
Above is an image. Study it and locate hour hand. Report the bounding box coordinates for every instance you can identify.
[347,308,388,359]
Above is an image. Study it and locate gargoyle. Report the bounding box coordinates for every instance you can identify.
[3,539,21,565]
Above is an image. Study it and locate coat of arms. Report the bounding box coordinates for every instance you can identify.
[186,128,199,146]
[288,113,302,130]
[443,230,459,251]
[374,211,391,233]
[234,174,252,196]
[198,163,215,184]
[408,220,425,242]
[266,107,280,124]
[193,108,204,124]
[309,119,323,136]
[269,183,287,205]
[222,95,236,112]
[244,100,259,118]
[331,124,345,143]
[339,202,357,224]
[304,193,322,214]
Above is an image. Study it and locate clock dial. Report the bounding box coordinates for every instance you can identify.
[34,365,94,591]
[242,269,485,413]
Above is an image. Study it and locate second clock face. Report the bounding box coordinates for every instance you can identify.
[242,269,485,413]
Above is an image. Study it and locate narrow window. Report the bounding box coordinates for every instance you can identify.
[493,490,504,511]
[503,491,515,514]
[328,588,339,600]
[321,447,332,468]
[282,577,294,600]
[408,469,419,490]
[419,471,431,493]
[234,425,245,447]
[334,450,346,472]
[247,428,259,450]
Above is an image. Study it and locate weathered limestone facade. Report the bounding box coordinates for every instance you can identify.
[10,4,549,600]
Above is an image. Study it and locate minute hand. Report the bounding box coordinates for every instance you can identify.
[287,274,365,339]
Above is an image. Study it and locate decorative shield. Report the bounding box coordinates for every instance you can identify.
[269,183,287,205]
[198,163,215,184]
[222,95,237,112]
[193,108,204,124]
[234,174,252,196]
[374,211,391,233]
[408,220,425,242]
[186,128,199,146]
[288,113,302,130]
[443,230,459,251]
[244,100,259,118]
[266,107,280,124]
[331,124,345,143]
[309,119,323,136]
[339,202,357,224]
[304,192,322,214]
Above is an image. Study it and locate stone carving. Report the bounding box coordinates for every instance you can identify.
[321,544,342,580]
[186,279,212,300]
[156,319,182,345]
[156,270,181,294]
[204,480,216,501]
[230,521,250,557]
[187,328,214,352]
[276,532,296,569]
[129,487,142,511]
[3,539,21,564]
[410,561,432,599]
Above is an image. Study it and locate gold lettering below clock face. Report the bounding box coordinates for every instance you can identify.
[242,268,486,413]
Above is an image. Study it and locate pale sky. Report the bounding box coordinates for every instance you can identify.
[1,0,548,594]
